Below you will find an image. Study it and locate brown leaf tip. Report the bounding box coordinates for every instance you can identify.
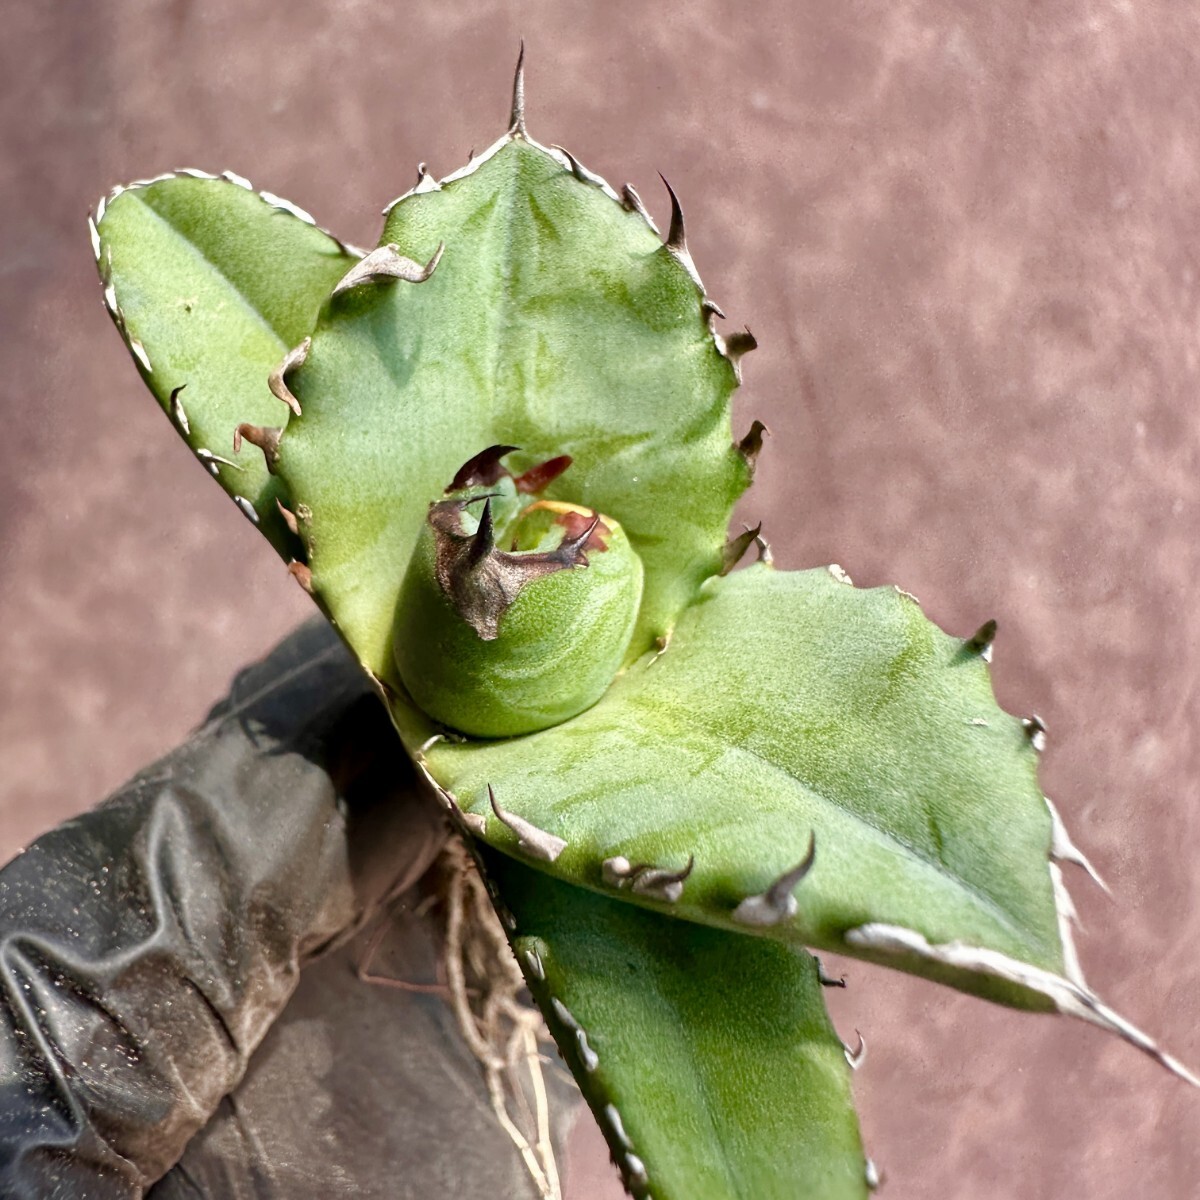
[513,454,572,494]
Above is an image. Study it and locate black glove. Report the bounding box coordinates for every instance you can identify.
[0,621,582,1199]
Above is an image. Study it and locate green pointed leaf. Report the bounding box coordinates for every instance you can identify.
[275,135,751,676]
[409,566,1067,1009]
[483,848,869,1200]
[414,565,1192,1080]
[95,173,358,552]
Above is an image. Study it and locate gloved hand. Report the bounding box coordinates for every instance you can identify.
[0,620,582,1199]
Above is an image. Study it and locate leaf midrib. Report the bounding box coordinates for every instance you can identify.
[722,739,1035,949]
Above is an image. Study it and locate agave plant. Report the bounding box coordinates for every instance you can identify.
[91,51,1193,1200]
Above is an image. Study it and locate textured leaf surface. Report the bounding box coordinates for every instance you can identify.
[95,173,358,552]
[275,135,751,677]
[484,848,869,1200]
[409,565,1069,1010]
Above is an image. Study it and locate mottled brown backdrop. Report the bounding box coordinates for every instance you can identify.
[1,2,1197,1196]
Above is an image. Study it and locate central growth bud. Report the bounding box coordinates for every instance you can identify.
[393,446,644,738]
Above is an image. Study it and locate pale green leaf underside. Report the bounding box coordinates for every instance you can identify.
[485,848,869,1200]
[96,175,357,552]
[277,137,750,678]
[414,566,1066,1009]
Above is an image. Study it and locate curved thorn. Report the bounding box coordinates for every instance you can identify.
[128,337,152,373]
[625,1155,648,1186]
[732,833,816,927]
[723,327,758,363]
[844,1029,867,1070]
[754,529,775,566]
[720,523,762,576]
[620,183,661,235]
[659,172,687,252]
[448,444,519,491]
[559,514,601,562]
[828,563,854,585]
[194,448,242,471]
[629,855,695,903]
[487,784,566,862]
[601,856,634,887]
[509,40,527,136]
[169,384,190,435]
[269,337,310,416]
[814,956,847,988]
[331,242,444,296]
[766,832,816,906]
[276,498,300,536]
[1045,796,1111,895]
[648,630,672,666]
[287,561,314,594]
[551,997,580,1032]
[521,946,545,982]
[1022,714,1047,753]
[233,495,259,525]
[233,423,282,471]
[552,143,586,183]
[604,1105,632,1150]
[701,297,726,321]
[966,618,998,661]
[736,419,768,474]
[866,1159,882,1191]
[576,1029,599,1072]
[411,164,440,198]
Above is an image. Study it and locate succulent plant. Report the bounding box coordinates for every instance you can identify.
[93,50,1194,1200]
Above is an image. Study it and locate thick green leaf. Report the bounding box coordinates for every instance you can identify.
[276,134,752,676]
[409,564,1067,1010]
[416,565,1193,1080]
[95,172,358,552]
[483,848,869,1200]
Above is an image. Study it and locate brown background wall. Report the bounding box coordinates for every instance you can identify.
[1,2,1197,1196]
